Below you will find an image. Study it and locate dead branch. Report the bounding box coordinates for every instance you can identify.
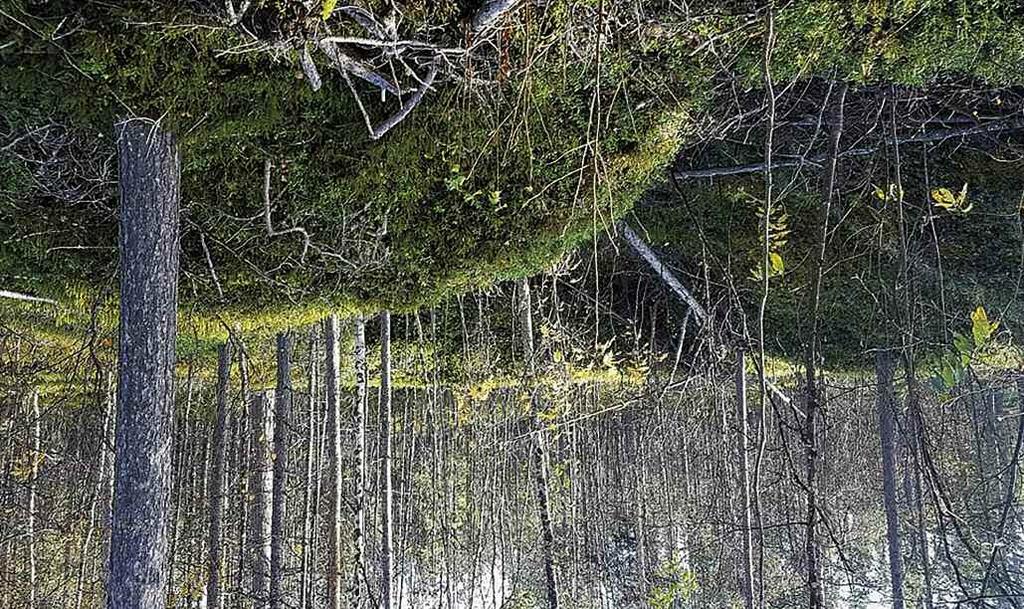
[368,61,439,140]
[299,45,322,91]
[319,40,402,96]
[619,221,709,323]
[472,0,520,33]
[262,159,311,262]
[673,117,1024,181]
[1,290,57,306]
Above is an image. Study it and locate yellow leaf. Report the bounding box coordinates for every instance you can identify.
[322,0,338,20]
[769,252,785,275]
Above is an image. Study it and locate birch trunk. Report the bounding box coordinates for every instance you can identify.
[381,311,395,609]
[351,317,368,606]
[324,315,343,609]
[249,391,274,609]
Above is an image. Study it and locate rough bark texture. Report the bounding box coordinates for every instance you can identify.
[108,121,180,609]
[300,328,318,609]
[876,351,905,609]
[351,317,368,605]
[324,315,343,609]
[381,311,395,609]
[207,342,231,609]
[249,391,274,609]
[270,333,292,609]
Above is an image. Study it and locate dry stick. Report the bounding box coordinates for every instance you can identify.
[472,0,520,32]
[319,40,402,96]
[369,62,439,140]
[0,290,57,306]
[200,233,225,301]
[619,221,791,404]
[671,117,1024,181]
[299,45,322,92]
[262,160,311,262]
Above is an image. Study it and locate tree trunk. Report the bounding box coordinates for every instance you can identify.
[381,311,395,609]
[249,391,274,609]
[324,315,343,609]
[28,389,40,609]
[208,342,231,609]
[351,316,368,605]
[271,333,292,609]
[519,277,560,609]
[876,351,905,609]
[737,351,755,609]
[76,373,114,609]
[108,121,180,609]
[300,328,318,609]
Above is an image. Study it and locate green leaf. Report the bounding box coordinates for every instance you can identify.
[769,252,785,275]
[971,306,997,347]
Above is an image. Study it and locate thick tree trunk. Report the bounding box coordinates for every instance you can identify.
[108,121,180,609]
[381,311,395,609]
[324,314,343,609]
[249,391,274,609]
[207,343,231,609]
[351,316,368,605]
[737,351,755,609]
[271,333,292,609]
[876,351,905,609]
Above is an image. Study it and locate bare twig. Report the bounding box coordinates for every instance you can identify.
[199,232,225,301]
[319,40,402,96]
[299,45,322,92]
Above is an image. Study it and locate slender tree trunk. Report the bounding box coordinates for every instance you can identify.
[28,389,40,609]
[271,333,292,609]
[737,351,755,609]
[249,391,274,609]
[876,351,905,609]
[301,328,318,609]
[76,373,114,609]
[324,315,343,609]
[208,343,231,609]
[381,311,395,609]
[519,277,560,609]
[108,121,180,609]
[902,355,934,609]
[351,317,368,606]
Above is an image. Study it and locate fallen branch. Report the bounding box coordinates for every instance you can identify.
[619,221,709,323]
[319,40,402,96]
[1,290,57,306]
[225,0,251,25]
[262,160,311,262]
[368,61,438,140]
[298,45,322,92]
[672,117,1024,181]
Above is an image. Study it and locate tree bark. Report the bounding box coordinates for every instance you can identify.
[207,343,231,609]
[381,310,395,609]
[28,389,40,609]
[249,391,274,609]
[876,351,905,609]
[108,121,180,609]
[737,351,755,609]
[271,333,292,609]
[351,316,368,605]
[324,314,343,609]
[300,328,318,609]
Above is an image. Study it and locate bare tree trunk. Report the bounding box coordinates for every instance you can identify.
[271,333,292,609]
[324,315,343,609]
[381,311,395,609]
[351,317,368,606]
[300,328,318,609]
[208,343,231,609]
[250,391,274,609]
[76,373,114,609]
[876,351,905,609]
[902,355,934,609]
[28,389,40,609]
[519,277,559,609]
[108,121,180,609]
[737,351,755,609]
